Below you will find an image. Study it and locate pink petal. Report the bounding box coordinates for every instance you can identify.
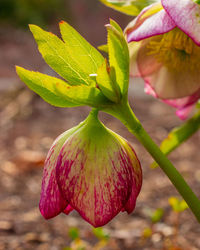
[176,105,195,120]
[144,81,200,119]
[162,0,200,46]
[145,66,200,99]
[163,88,200,120]
[39,126,81,219]
[56,131,140,227]
[122,187,137,214]
[129,40,161,78]
[122,142,142,214]
[136,38,200,99]
[136,39,162,77]
[129,41,143,77]
[63,205,74,215]
[124,142,142,196]
[144,82,157,98]
[176,104,194,120]
[126,3,176,42]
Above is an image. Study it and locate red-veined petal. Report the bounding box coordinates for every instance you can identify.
[126,3,176,42]
[162,0,200,46]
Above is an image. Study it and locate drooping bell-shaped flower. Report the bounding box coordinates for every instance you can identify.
[125,1,200,119]
[39,110,142,227]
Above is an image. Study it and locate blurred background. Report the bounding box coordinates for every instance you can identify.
[0,1,200,249]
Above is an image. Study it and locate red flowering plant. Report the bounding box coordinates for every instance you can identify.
[16,3,200,228]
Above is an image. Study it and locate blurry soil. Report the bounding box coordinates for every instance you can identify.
[1,24,200,250]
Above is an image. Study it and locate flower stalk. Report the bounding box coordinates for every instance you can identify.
[104,100,200,223]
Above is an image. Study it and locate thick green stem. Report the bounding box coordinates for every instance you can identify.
[104,101,200,222]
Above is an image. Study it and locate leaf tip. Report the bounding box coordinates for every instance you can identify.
[28,24,42,36]
[109,18,114,24]
[15,65,22,74]
[29,24,36,31]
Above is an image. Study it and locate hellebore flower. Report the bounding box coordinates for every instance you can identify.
[125,0,200,119]
[39,111,142,227]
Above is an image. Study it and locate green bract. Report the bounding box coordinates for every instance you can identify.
[106,20,129,97]
[29,22,103,86]
[99,0,159,16]
[16,20,130,108]
[16,67,110,108]
[97,59,121,103]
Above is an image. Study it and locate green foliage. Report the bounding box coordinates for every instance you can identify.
[169,197,188,213]
[0,0,66,27]
[106,19,130,96]
[68,227,80,241]
[160,112,200,155]
[150,208,164,223]
[16,67,110,108]
[97,19,130,101]
[98,44,108,53]
[92,227,110,241]
[17,20,130,109]
[29,23,103,86]
[97,59,121,102]
[142,227,152,238]
[194,0,200,5]
[143,207,164,224]
[59,21,104,83]
[99,0,159,16]
[16,22,115,108]
[151,111,200,168]
[65,227,109,250]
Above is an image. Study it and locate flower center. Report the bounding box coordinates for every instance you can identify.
[146,28,200,72]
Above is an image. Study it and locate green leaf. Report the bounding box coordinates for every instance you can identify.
[151,112,200,168]
[92,228,109,241]
[16,66,78,107]
[99,0,159,16]
[59,21,104,76]
[68,227,80,240]
[98,44,108,53]
[96,59,121,102]
[109,19,124,34]
[29,24,103,87]
[106,20,129,96]
[150,208,164,223]
[16,66,111,108]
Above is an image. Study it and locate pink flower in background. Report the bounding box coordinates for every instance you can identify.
[39,113,142,227]
[125,0,200,119]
